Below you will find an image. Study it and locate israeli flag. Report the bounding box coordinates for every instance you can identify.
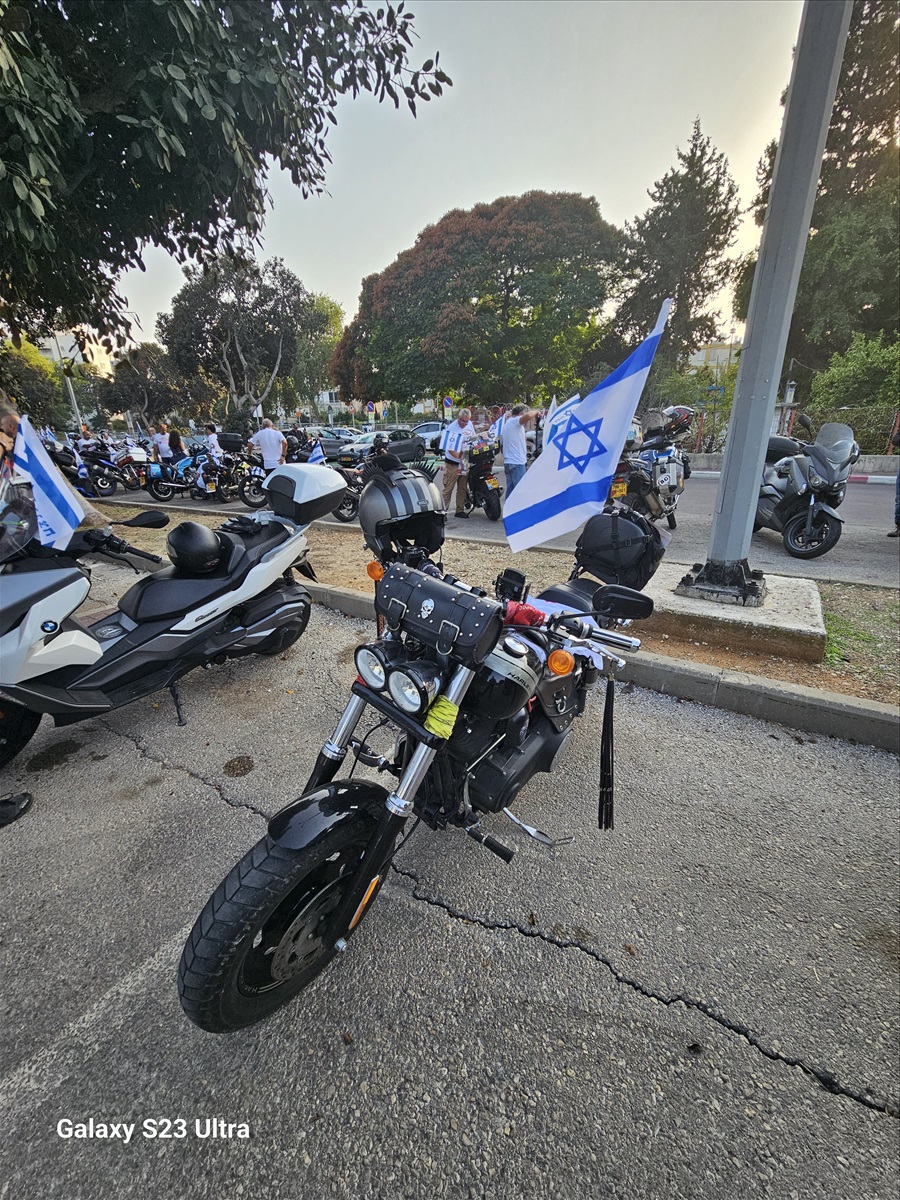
[73,447,90,480]
[503,300,671,552]
[307,441,326,465]
[13,415,85,549]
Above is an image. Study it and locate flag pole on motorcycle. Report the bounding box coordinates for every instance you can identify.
[502,302,672,828]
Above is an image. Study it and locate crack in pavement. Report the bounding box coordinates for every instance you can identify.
[98,720,270,820]
[390,863,899,1120]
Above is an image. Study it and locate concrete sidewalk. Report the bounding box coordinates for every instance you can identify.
[303,580,899,753]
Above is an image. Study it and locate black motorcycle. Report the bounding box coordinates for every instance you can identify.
[463,439,503,521]
[178,460,656,1032]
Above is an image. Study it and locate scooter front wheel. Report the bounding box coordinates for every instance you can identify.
[238,475,269,509]
[782,510,842,559]
[178,816,381,1033]
[332,489,359,522]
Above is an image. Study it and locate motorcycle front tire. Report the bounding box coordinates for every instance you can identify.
[178,815,381,1033]
[0,703,42,770]
[121,470,142,492]
[782,510,842,559]
[332,490,359,522]
[238,475,269,510]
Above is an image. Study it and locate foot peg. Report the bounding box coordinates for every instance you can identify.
[465,826,515,863]
[502,808,573,848]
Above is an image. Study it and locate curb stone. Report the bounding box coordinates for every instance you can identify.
[305,583,900,753]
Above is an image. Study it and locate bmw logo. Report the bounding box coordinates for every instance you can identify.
[40,620,59,634]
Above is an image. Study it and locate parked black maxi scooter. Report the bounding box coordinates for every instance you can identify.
[754,414,859,559]
[178,457,659,1033]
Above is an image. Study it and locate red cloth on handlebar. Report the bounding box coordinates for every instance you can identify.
[503,601,545,627]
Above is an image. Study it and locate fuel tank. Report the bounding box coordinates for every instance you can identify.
[462,633,543,720]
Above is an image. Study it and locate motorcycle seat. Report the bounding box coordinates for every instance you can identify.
[535,578,602,613]
[117,522,292,623]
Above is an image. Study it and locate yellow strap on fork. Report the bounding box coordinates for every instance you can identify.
[424,695,459,739]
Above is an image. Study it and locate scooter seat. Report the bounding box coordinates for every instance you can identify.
[765,436,801,463]
[118,522,292,623]
[535,578,602,613]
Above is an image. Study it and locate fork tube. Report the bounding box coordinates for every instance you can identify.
[327,664,476,942]
[303,694,367,790]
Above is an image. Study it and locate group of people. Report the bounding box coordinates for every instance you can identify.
[439,403,540,517]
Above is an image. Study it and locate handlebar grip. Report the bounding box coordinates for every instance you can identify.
[127,547,163,563]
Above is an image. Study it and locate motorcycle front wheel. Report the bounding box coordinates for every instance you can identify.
[782,510,842,559]
[121,468,142,492]
[178,816,381,1032]
[332,489,359,522]
[238,475,269,510]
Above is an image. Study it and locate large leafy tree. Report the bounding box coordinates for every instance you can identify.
[347,191,620,405]
[329,275,386,408]
[0,339,69,427]
[290,294,344,415]
[736,0,899,378]
[157,257,320,417]
[615,121,740,366]
[96,341,222,426]
[0,0,450,344]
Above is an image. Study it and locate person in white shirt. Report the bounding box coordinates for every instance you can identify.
[248,418,288,472]
[205,424,223,459]
[152,422,173,469]
[501,404,540,495]
[439,408,477,516]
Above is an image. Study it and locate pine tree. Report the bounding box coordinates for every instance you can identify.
[615,121,740,366]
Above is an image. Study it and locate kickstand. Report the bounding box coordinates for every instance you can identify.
[169,683,187,727]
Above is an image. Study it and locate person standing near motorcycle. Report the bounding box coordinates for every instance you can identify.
[248,418,288,474]
[440,408,477,516]
[501,404,540,495]
[152,422,174,472]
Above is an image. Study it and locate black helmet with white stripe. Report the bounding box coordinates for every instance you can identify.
[358,457,445,562]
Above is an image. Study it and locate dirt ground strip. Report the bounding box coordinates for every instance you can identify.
[103,509,900,706]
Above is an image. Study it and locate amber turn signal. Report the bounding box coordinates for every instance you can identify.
[547,649,575,676]
[366,561,385,581]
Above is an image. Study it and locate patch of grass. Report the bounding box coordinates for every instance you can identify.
[823,611,879,668]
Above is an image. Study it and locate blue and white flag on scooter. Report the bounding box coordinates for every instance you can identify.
[502,300,671,552]
[307,441,326,465]
[13,415,85,549]
[73,447,90,481]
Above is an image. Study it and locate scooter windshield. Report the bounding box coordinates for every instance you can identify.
[814,423,857,468]
[0,478,38,564]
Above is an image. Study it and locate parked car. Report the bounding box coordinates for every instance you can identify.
[337,428,425,466]
[299,427,352,461]
[411,420,448,440]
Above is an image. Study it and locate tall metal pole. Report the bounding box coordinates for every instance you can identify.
[678,0,852,605]
[53,333,84,432]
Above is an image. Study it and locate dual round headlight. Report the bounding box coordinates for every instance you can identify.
[354,644,443,716]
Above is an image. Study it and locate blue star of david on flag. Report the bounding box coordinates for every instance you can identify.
[549,413,608,475]
[502,299,671,552]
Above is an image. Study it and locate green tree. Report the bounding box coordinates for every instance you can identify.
[157,257,319,418]
[0,338,69,427]
[290,294,344,416]
[737,1,899,375]
[329,275,386,408]
[356,191,621,405]
[616,120,740,366]
[808,333,900,453]
[0,0,450,344]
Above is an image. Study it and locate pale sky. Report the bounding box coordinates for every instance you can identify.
[119,0,804,341]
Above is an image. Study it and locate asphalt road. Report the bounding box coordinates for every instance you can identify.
[1,602,897,1199]
[105,473,900,588]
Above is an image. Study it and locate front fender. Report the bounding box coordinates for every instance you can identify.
[267,780,390,852]
[814,501,844,523]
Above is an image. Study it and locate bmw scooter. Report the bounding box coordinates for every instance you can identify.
[0,465,346,770]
